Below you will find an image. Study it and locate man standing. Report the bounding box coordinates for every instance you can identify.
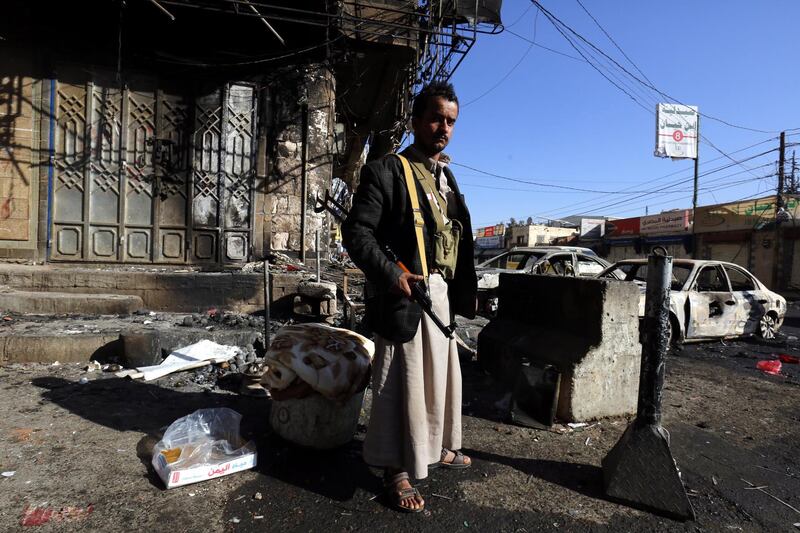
[343,82,477,513]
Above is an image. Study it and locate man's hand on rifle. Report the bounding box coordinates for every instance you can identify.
[392,271,425,298]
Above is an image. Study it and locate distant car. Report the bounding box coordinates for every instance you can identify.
[475,246,611,317]
[596,259,787,343]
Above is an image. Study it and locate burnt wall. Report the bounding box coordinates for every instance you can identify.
[261,64,334,255]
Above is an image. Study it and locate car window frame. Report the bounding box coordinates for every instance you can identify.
[723,265,758,292]
[575,253,607,277]
[692,264,732,293]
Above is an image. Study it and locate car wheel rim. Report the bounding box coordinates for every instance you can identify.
[760,315,776,339]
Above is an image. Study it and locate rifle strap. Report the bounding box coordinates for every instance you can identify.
[392,154,428,281]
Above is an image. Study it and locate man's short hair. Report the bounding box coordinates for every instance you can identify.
[411,81,459,119]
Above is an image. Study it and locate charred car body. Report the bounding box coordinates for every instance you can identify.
[597,259,786,343]
[476,246,611,317]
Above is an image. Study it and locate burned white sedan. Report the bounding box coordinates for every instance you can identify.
[597,259,786,343]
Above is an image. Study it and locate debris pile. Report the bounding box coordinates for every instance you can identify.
[240,251,306,273]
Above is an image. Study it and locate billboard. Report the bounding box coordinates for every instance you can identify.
[476,224,505,238]
[640,210,690,235]
[475,235,504,249]
[694,196,799,233]
[655,104,698,159]
[580,218,605,239]
[604,217,640,238]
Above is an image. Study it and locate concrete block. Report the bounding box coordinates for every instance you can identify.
[121,331,162,367]
[478,274,641,422]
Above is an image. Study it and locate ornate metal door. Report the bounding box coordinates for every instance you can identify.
[51,74,256,264]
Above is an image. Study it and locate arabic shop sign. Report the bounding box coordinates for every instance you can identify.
[694,196,799,233]
[604,217,640,238]
[475,235,504,249]
[640,210,690,235]
[655,104,698,159]
[476,224,505,238]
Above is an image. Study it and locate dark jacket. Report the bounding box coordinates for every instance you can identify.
[342,153,477,343]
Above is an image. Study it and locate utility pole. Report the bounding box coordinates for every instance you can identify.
[778,131,786,207]
[691,117,700,259]
[775,132,786,290]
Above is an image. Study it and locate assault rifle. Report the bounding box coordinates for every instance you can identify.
[314,190,456,339]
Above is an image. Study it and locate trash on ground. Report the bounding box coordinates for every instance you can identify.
[756,359,782,375]
[152,407,257,489]
[2,471,15,477]
[262,323,374,402]
[85,361,102,373]
[78,377,89,385]
[778,354,800,364]
[130,340,242,381]
[567,422,588,429]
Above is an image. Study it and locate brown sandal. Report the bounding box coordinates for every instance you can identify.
[434,448,471,470]
[383,471,425,513]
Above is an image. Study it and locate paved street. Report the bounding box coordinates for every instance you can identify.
[1,305,799,532]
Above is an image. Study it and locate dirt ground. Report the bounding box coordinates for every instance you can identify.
[1,305,799,532]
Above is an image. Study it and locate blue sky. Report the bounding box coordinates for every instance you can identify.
[446,0,800,230]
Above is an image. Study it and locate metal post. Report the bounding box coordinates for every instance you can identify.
[602,248,694,520]
[263,258,270,350]
[300,103,309,263]
[315,229,321,281]
[638,251,672,426]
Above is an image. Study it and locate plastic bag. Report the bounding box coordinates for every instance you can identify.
[756,360,782,375]
[152,408,255,475]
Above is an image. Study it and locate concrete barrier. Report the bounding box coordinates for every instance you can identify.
[478,274,641,422]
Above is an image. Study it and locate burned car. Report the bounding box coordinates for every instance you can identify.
[597,259,786,343]
[476,246,610,317]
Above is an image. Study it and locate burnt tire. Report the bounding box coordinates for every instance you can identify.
[758,312,778,339]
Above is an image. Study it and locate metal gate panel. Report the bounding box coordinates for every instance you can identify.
[87,81,123,261]
[123,86,156,261]
[155,90,190,262]
[52,81,87,260]
[52,75,254,265]
[222,84,255,262]
[190,89,223,263]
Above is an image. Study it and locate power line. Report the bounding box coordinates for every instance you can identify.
[462,10,539,107]
[536,136,779,217]
[454,146,778,202]
[532,1,792,135]
[504,28,583,61]
[574,0,656,88]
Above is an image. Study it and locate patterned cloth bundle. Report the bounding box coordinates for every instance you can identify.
[261,323,374,402]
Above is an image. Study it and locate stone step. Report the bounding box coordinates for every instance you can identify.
[0,289,143,315]
[0,264,312,314]
[0,321,261,365]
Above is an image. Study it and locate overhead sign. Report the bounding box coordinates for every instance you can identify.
[655,104,698,159]
[640,210,690,235]
[580,218,605,239]
[605,217,640,238]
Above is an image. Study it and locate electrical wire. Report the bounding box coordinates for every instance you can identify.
[536,136,779,217]
[574,0,655,89]
[462,10,539,107]
[532,1,791,135]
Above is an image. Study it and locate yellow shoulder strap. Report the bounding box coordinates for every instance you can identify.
[393,154,428,280]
